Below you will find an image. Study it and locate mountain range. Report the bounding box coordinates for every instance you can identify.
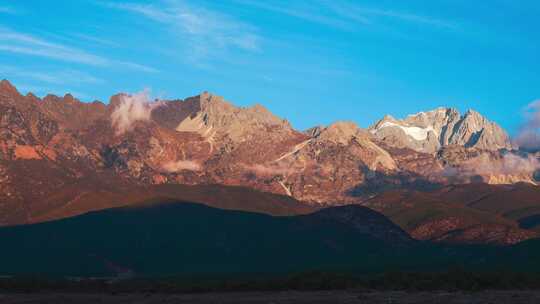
[1,79,540,247]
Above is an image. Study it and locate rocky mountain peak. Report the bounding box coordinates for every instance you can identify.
[306,121,397,172]
[42,93,79,105]
[0,79,21,99]
[305,126,323,138]
[406,107,459,126]
[40,93,107,131]
[63,93,76,103]
[450,109,511,150]
[197,91,228,110]
[175,92,293,143]
[0,80,42,112]
[465,109,481,116]
[0,79,17,91]
[197,92,286,126]
[370,107,511,153]
[317,121,362,145]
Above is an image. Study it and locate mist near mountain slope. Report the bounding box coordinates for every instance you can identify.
[514,100,540,152]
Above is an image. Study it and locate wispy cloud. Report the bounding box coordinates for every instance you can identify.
[103,1,260,64]
[0,65,103,85]
[71,33,120,48]
[0,27,106,65]
[116,61,159,73]
[367,9,454,28]
[234,0,358,29]
[236,0,456,31]
[324,2,457,30]
[0,27,158,73]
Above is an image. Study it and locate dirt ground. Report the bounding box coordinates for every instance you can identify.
[1,290,540,304]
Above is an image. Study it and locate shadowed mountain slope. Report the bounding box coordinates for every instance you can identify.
[0,200,537,278]
[0,202,414,277]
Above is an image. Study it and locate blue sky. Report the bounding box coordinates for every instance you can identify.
[0,0,538,133]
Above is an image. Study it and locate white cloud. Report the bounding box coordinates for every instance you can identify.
[104,1,260,63]
[242,163,296,177]
[110,90,163,135]
[441,152,540,185]
[460,153,540,176]
[514,100,540,151]
[0,27,158,73]
[162,160,202,172]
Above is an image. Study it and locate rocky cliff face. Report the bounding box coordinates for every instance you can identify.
[369,108,512,154]
[260,121,398,204]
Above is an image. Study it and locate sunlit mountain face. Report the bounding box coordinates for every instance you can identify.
[1,80,540,246]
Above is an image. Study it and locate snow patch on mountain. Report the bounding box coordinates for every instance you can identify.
[372,121,437,141]
[370,108,511,153]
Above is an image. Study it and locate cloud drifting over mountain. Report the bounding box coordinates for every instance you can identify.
[111,90,163,135]
[162,160,202,172]
[443,153,540,182]
[514,100,540,151]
